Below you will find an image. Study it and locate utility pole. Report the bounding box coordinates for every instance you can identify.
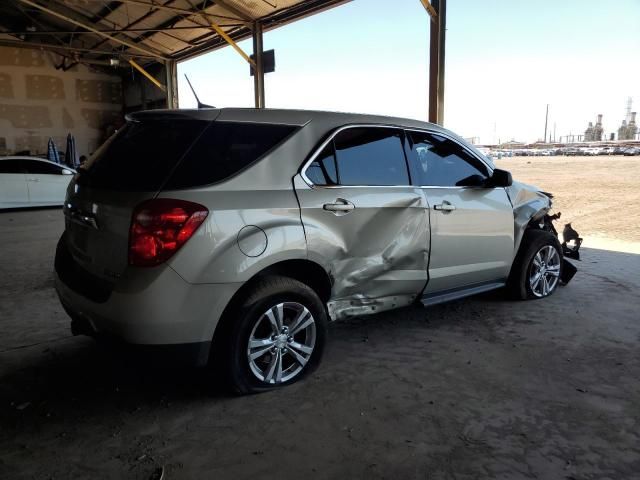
[543,104,549,143]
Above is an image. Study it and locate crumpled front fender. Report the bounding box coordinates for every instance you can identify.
[506,180,552,255]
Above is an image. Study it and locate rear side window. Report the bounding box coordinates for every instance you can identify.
[312,127,409,186]
[77,119,209,191]
[407,132,489,187]
[335,128,409,185]
[166,122,297,189]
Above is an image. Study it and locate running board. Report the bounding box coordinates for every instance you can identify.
[420,281,505,307]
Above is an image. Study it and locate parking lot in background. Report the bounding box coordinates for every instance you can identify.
[1,202,639,479]
[496,156,640,244]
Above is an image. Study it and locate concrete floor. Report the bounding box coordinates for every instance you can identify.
[1,209,639,480]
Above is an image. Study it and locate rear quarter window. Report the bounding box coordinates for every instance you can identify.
[165,122,297,189]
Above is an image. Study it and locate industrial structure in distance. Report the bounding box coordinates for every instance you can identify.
[618,112,638,141]
[583,97,638,142]
[584,114,604,142]
[481,97,640,156]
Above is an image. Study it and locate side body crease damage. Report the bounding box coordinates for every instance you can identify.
[298,178,577,321]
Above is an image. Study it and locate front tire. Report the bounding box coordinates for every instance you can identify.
[508,229,563,300]
[225,276,327,394]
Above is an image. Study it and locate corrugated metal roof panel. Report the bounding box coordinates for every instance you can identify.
[0,1,350,62]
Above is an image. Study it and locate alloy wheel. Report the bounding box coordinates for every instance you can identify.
[247,302,316,384]
[529,245,561,297]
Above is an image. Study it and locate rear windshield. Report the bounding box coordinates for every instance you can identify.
[77,119,297,192]
[77,119,209,191]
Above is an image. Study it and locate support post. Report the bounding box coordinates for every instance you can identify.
[428,0,446,125]
[252,22,265,109]
[165,60,178,108]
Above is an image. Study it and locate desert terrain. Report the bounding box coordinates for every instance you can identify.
[496,155,640,248]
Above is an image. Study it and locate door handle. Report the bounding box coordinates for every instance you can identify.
[27,178,40,182]
[434,202,456,212]
[323,199,355,214]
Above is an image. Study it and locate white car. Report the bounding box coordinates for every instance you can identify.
[0,156,76,209]
[583,147,602,156]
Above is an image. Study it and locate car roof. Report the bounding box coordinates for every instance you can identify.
[128,107,448,133]
[127,108,496,190]
[0,156,77,171]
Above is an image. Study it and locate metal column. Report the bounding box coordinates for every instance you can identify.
[252,21,265,108]
[165,59,178,109]
[428,0,446,125]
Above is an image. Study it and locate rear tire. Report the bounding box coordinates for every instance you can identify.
[507,229,563,300]
[223,276,327,394]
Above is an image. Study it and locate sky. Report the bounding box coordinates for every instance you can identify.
[177,0,640,144]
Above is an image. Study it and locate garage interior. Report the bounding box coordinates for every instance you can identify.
[0,0,361,157]
[1,1,640,479]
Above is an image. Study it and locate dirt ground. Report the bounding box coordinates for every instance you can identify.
[1,190,640,478]
[496,155,640,244]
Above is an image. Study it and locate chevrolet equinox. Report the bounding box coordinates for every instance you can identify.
[55,108,573,393]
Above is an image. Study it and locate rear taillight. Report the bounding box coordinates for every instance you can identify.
[129,199,208,267]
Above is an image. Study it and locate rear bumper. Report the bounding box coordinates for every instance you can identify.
[69,314,212,367]
[55,262,242,366]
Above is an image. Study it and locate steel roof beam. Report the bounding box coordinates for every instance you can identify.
[82,0,248,59]
[13,1,71,50]
[0,25,241,35]
[419,0,438,20]
[129,58,167,91]
[173,0,350,61]
[212,0,254,22]
[0,38,157,59]
[77,0,207,61]
[103,0,251,26]
[53,0,195,53]
[207,20,255,66]
[15,0,167,59]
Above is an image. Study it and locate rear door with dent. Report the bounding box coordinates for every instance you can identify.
[294,126,430,318]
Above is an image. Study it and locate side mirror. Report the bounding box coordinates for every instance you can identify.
[61,169,73,175]
[487,168,512,187]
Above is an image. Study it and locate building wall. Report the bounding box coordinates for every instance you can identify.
[0,46,123,157]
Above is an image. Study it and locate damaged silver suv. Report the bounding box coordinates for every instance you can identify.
[55,108,575,393]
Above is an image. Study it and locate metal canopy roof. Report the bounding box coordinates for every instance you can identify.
[0,0,447,123]
[0,0,349,65]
